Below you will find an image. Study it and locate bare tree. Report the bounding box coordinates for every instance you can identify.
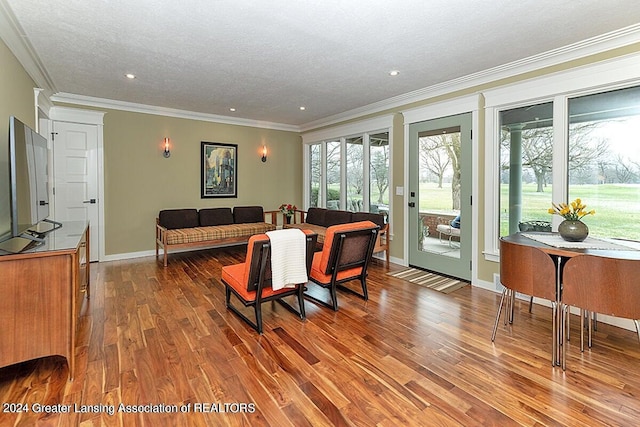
[346,141,363,196]
[419,136,451,188]
[501,122,610,191]
[370,145,389,204]
[419,133,460,209]
[325,141,341,203]
[444,133,461,210]
[614,155,636,183]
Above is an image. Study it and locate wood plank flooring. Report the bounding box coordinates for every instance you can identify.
[2,246,640,426]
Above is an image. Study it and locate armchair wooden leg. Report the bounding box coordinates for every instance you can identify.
[330,285,338,310]
[225,287,231,306]
[254,304,263,334]
[297,286,306,319]
[274,285,308,320]
[304,284,339,311]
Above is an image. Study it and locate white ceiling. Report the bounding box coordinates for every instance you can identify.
[3,0,640,129]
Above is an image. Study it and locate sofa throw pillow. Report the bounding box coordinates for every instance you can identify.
[324,209,353,227]
[305,207,326,226]
[352,212,385,228]
[199,208,234,226]
[159,209,199,230]
[233,206,264,223]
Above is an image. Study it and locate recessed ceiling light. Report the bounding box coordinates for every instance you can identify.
[389,70,400,76]
[229,108,236,112]
[299,106,306,111]
[125,73,136,79]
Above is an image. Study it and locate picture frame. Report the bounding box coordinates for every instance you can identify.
[201,141,237,198]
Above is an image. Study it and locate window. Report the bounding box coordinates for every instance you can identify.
[369,132,390,215]
[484,54,640,260]
[326,140,341,209]
[302,117,392,218]
[568,86,640,240]
[345,136,364,212]
[499,102,553,237]
[309,143,321,208]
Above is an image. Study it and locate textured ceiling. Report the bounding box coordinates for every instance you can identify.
[3,0,640,127]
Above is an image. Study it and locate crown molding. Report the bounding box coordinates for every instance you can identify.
[50,93,300,132]
[301,115,393,143]
[299,23,640,132]
[0,0,56,92]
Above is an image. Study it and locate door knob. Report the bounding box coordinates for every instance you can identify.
[408,202,415,208]
[83,199,97,204]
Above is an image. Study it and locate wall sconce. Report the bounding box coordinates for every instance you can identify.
[163,137,171,158]
[261,145,267,163]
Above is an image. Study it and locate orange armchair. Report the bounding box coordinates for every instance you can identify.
[305,221,379,311]
[221,231,317,333]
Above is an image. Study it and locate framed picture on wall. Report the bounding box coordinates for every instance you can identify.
[201,141,237,198]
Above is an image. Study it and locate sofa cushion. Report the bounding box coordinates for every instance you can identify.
[324,209,353,227]
[164,223,276,245]
[305,207,327,226]
[233,206,264,223]
[199,208,234,226]
[284,223,328,244]
[352,212,386,228]
[159,209,199,230]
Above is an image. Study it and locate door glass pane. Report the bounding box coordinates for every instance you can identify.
[370,132,389,221]
[346,137,363,212]
[568,85,640,240]
[499,102,554,236]
[418,126,461,258]
[309,144,321,208]
[326,140,341,210]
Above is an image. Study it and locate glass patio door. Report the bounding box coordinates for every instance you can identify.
[408,113,472,280]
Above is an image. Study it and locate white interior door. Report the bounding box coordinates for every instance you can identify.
[52,121,99,261]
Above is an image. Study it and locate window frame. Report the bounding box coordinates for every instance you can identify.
[302,115,393,216]
[484,53,640,262]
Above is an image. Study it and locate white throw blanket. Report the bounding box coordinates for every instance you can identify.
[266,229,308,291]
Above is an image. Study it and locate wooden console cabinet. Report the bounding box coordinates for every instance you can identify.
[0,221,89,380]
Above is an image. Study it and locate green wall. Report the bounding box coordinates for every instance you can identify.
[100,109,302,255]
[0,38,36,240]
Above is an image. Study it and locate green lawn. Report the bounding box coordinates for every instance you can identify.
[331,181,640,241]
[501,184,640,240]
[417,182,640,240]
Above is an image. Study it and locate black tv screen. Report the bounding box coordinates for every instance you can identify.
[8,116,50,237]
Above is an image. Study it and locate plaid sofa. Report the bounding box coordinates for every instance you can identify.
[155,206,276,266]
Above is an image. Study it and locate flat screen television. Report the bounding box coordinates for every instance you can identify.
[0,116,60,253]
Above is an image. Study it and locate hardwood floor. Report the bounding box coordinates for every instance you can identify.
[2,246,640,426]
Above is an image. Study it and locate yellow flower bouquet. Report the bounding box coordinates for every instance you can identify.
[548,198,595,221]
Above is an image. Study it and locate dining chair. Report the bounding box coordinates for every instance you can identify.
[305,221,379,311]
[492,239,558,364]
[562,255,640,370]
[221,231,317,334]
[518,221,553,313]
